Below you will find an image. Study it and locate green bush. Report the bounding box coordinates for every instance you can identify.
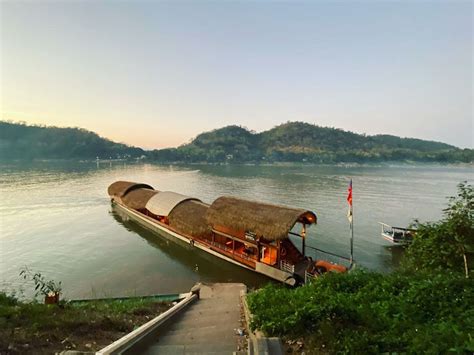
[247,183,474,353]
[402,182,474,276]
[247,271,474,354]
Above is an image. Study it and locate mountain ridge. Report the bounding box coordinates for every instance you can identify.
[1,120,472,163]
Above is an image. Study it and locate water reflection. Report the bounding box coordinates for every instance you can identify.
[110,205,270,289]
[1,161,469,299]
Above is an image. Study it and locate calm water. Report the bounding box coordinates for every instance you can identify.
[0,162,471,299]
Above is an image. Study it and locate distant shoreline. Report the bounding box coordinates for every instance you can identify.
[2,121,472,164]
[0,158,473,169]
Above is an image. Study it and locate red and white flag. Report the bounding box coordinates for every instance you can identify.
[347,179,353,223]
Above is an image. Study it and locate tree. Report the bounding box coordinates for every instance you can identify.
[403,182,474,277]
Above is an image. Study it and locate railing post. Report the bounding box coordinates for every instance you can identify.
[191,283,201,300]
[302,224,306,256]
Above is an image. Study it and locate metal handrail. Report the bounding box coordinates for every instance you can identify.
[305,245,351,262]
[280,260,295,273]
[207,240,256,261]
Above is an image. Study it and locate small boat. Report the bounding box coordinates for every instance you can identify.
[379,222,416,245]
[108,181,350,286]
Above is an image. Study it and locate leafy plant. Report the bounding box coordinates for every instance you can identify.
[19,267,62,298]
[247,183,474,353]
[247,271,474,354]
[402,182,474,277]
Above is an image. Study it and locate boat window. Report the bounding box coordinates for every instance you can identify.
[261,245,277,266]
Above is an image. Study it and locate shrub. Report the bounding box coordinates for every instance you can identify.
[247,271,474,353]
[402,182,474,276]
[247,183,474,353]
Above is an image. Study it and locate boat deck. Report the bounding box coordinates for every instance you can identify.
[294,258,312,279]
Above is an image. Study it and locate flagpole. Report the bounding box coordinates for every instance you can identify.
[350,201,354,267]
[347,178,354,267]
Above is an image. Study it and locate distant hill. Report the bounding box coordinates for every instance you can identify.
[149,122,472,163]
[0,121,145,160]
[1,120,472,163]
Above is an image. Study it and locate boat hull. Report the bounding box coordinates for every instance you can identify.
[112,201,296,285]
[381,232,412,245]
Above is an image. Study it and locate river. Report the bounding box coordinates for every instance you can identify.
[0,161,470,299]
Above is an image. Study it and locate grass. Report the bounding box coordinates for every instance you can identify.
[0,292,172,354]
[247,270,474,354]
[247,182,474,354]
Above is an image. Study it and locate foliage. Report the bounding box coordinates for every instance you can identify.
[248,183,474,353]
[19,267,62,297]
[2,120,472,163]
[402,182,474,276]
[0,292,171,353]
[149,121,472,164]
[247,271,474,354]
[0,121,144,160]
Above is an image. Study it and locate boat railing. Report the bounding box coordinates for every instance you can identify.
[207,240,256,261]
[305,245,352,268]
[379,222,416,233]
[280,260,295,273]
[208,240,233,253]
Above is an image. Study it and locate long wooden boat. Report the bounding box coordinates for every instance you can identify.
[108,181,349,286]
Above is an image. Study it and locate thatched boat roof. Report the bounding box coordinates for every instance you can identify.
[108,181,154,198]
[169,200,212,238]
[206,196,317,241]
[122,188,159,210]
[145,191,201,217]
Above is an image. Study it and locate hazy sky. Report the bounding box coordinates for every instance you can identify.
[1,1,472,149]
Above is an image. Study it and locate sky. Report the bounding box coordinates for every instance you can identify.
[1,0,472,149]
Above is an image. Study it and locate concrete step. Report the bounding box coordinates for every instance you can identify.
[156,334,237,350]
[250,337,283,355]
[188,299,241,309]
[172,300,240,313]
[172,309,240,324]
[176,306,240,316]
[143,343,236,354]
[166,313,242,331]
[157,324,240,340]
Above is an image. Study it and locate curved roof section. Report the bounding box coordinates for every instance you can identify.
[168,200,212,238]
[108,181,154,198]
[122,188,159,210]
[206,196,317,241]
[145,191,201,217]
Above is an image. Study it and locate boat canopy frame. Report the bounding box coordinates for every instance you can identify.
[108,181,154,198]
[145,191,201,217]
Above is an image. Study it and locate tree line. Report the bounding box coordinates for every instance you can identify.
[1,120,472,163]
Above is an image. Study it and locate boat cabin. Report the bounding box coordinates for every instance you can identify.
[205,196,317,276]
[379,222,416,245]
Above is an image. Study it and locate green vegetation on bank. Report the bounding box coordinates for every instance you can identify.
[247,182,474,354]
[150,122,473,163]
[2,121,472,163]
[0,293,171,354]
[0,121,144,160]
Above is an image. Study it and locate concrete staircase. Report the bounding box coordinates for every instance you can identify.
[141,283,246,355]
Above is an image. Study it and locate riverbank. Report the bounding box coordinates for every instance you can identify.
[248,271,473,353]
[0,293,172,354]
[247,182,474,354]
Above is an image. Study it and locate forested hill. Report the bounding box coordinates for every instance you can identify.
[149,122,473,163]
[0,121,145,160]
[1,121,472,163]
